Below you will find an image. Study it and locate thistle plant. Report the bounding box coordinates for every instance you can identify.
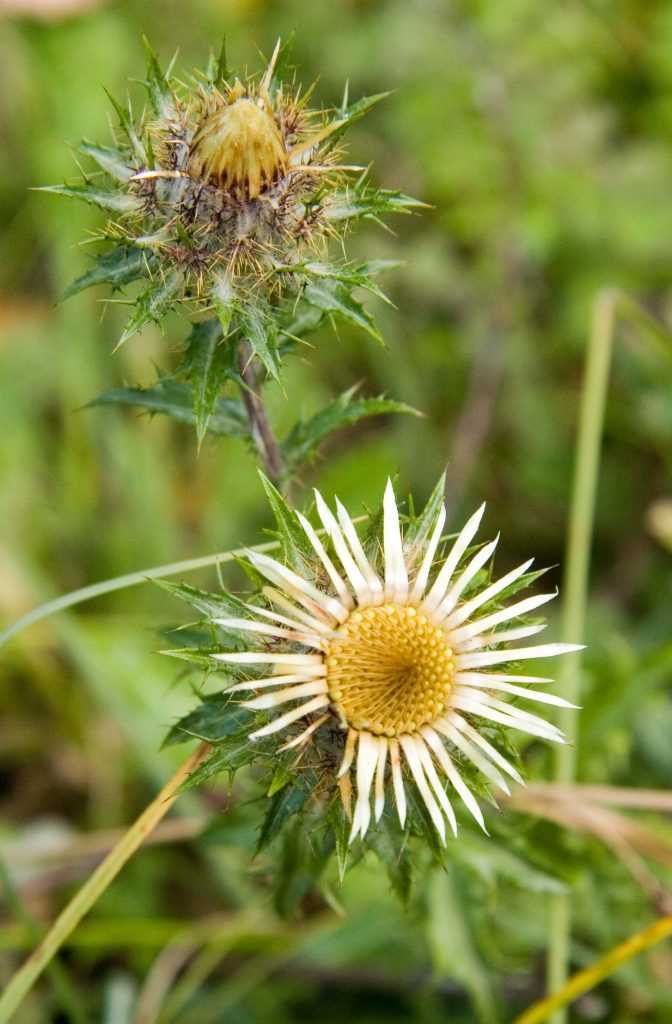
[16,31,669,1024]
[43,38,423,466]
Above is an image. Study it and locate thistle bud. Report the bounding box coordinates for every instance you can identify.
[188,91,287,197]
[42,38,423,431]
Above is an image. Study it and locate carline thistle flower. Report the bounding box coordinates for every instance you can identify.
[195,479,581,846]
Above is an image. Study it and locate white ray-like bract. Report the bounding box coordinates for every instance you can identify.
[210,480,582,845]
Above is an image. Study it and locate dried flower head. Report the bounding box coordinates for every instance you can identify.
[43,38,421,358]
[165,477,581,854]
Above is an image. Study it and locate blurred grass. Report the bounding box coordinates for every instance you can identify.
[2,0,672,1021]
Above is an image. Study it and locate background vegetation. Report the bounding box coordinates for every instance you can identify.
[2,1,672,1021]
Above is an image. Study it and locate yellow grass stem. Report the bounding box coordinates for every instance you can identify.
[521,915,672,1024]
[0,741,211,1022]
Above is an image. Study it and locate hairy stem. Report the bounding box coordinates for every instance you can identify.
[0,741,211,1023]
[547,288,672,1021]
[238,340,284,484]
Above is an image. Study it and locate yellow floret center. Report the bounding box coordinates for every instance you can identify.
[326,604,455,737]
[189,97,287,198]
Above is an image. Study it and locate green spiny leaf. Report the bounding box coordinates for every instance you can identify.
[369,815,413,904]
[154,579,252,620]
[282,387,421,471]
[303,279,382,341]
[404,473,447,555]
[78,140,134,182]
[104,88,147,163]
[115,271,182,348]
[164,694,251,746]
[88,380,250,438]
[329,800,351,884]
[63,246,148,301]
[205,37,230,86]
[238,302,281,380]
[142,36,176,119]
[326,91,390,148]
[35,183,141,215]
[326,184,426,223]
[182,319,231,445]
[160,646,222,669]
[179,737,257,790]
[256,783,309,854]
[258,472,313,570]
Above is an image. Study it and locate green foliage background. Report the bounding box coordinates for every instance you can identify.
[2,1,672,1021]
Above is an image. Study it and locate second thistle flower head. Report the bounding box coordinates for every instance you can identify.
[45,38,421,354]
[166,477,582,860]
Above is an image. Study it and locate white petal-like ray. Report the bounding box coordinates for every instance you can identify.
[421,726,487,832]
[449,591,557,644]
[338,728,357,779]
[422,503,486,613]
[227,673,323,694]
[313,490,372,604]
[413,733,457,835]
[445,712,524,785]
[456,673,578,708]
[383,480,409,602]
[241,679,328,710]
[442,558,535,629]
[434,535,499,620]
[248,550,347,623]
[213,616,326,650]
[399,734,446,844]
[350,731,379,841]
[279,713,329,752]
[249,694,329,740]
[409,503,446,601]
[374,737,389,822]
[389,738,407,827]
[457,671,552,684]
[335,498,384,603]
[480,624,546,645]
[213,651,325,668]
[296,510,354,609]
[461,690,566,734]
[455,642,584,670]
[457,624,546,652]
[260,587,335,636]
[452,692,565,743]
[434,719,510,794]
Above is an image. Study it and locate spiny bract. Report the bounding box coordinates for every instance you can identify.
[44,38,422,356]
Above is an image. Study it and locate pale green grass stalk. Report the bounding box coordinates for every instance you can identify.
[547,288,672,1022]
[0,544,279,649]
[0,741,211,1023]
[0,518,370,651]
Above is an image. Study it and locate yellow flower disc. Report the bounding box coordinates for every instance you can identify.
[326,604,455,737]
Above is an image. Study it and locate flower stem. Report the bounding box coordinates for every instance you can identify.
[238,339,284,484]
[0,741,211,1023]
[547,288,672,1021]
[521,915,672,1024]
